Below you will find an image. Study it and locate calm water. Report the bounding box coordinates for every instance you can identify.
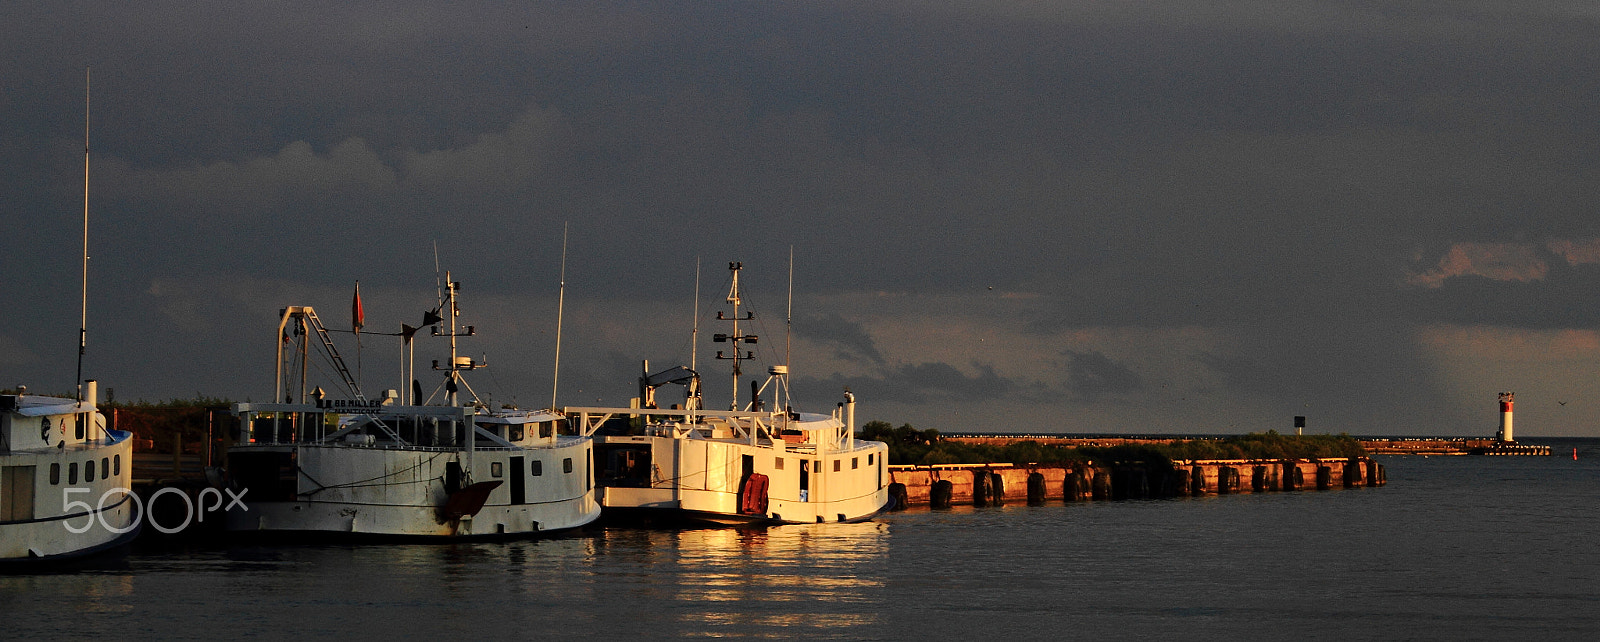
[4,438,1598,639]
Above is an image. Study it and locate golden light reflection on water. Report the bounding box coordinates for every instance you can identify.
[74,575,136,614]
[665,522,890,635]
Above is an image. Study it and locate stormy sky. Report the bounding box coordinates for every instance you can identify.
[7,1,1600,436]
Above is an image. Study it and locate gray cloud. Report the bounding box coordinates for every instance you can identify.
[800,362,1015,405]
[1064,351,1144,400]
[798,313,884,365]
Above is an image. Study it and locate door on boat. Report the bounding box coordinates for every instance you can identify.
[1,465,36,521]
[509,456,526,504]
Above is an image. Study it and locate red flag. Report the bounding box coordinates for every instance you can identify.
[352,281,365,334]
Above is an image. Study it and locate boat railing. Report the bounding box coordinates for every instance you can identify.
[235,402,474,447]
[566,405,858,454]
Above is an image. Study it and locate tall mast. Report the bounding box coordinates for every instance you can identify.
[550,223,567,409]
[714,262,757,410]
[785,246,794,410]
[76,67,90,401]
[691,257,700,375]
[785,246,793,369]
[447,272,458,405]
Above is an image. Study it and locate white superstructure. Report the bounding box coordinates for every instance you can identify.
[1,381,140,563]
[579,399,890,525]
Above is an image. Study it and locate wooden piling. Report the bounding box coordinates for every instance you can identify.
[888,482,909,511]
[1026,472,1045,505]
[930,479,954,508]
[1065,469,1089,502]
[971,470,991,507]
[1091,468,1112,500]
[1282,461,1302,491]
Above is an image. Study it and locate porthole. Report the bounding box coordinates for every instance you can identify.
[563,458,573,474]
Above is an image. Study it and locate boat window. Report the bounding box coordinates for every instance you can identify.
[50,463,60,485]
[852,457,858,470]
[75,414,85,440]
[491,462,503,478]
[532,460,543,476]
[833,460,841,472]
[69,462,78,485]
[563,458,573,474]
[114,455,121,476]
[774,457,784,470]
[509,426,524,442]
[86,460,95,482]
[867,453,874,465]
[101,458,109,479]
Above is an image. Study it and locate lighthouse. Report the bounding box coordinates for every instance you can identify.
[1497,392,1515,443]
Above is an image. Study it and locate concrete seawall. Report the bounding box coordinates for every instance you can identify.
[887,458,1386,507]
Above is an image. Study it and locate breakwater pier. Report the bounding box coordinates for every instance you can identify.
[945,433,1551,457]
[887,457,1385,507]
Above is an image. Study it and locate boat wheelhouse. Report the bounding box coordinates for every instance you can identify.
[1,381,139,563]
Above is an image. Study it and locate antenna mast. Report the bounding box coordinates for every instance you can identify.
[714,262,757,410]
[550,223,567,409]
[76,67,90,401]
[691,257,700,374]
[786,246,793,369]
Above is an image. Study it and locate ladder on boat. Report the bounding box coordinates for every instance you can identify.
[281,306,365,402]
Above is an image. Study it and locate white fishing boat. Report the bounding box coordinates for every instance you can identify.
[224,276,600,537]
[1,71,140,564]
[574,262,891,525]
[1,383,141,563]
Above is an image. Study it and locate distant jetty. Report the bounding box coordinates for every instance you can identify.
[1358,438,1551,456]
[944,434,1552,457]
[887,457,1385,507]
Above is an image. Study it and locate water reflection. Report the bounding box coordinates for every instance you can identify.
[666,523,889,636]
[3,521,889,638]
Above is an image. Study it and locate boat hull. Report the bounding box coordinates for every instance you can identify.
[225,437,600,538]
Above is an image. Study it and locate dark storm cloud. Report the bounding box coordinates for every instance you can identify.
[1064,351,1143,400]
[799,361,1015,405]
[8,2,1600,433]
[798,313,884,365]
